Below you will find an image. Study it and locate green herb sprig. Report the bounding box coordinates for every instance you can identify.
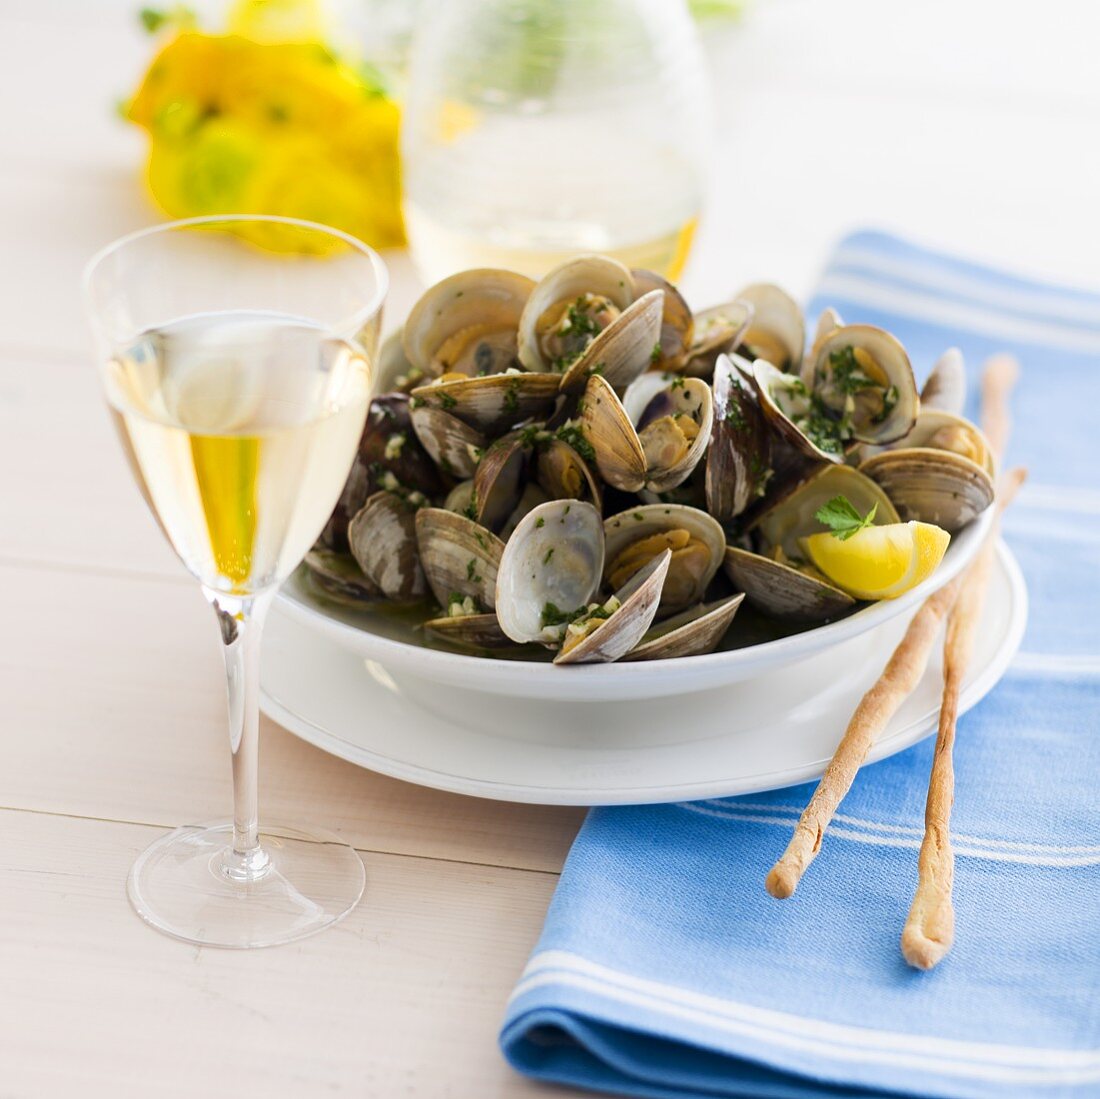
[814,495,878,541]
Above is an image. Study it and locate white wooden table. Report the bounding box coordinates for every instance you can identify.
[2,1,1094,1093]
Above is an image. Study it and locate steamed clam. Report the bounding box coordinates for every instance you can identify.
[308,257,995,666]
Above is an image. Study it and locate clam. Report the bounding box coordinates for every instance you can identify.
[402,268,535,378]
[423,610,514,652]
[753,358,846,464]
[517,256,662,392]
[632,268,694,371]
[415,508,504,612]
[348,491,426,602]
[410,370,560,435]
[623,593,745,661]
[374,328,422,394]
[494,499,670,664]
[444,479,476,516]
[733,283,805,372]
[920,348,967,416]
[302,548,380,606]
[603,503,726,614]
[582,373,714,493]
[810,306,843,356]
[683,300,754,378]
[801,324,919,445]
[858,410,995,532]
[410,405,487,480]
[535,436,603,509]
[472,429,530,533]
[724,465,899,622]
[705,353,773,522]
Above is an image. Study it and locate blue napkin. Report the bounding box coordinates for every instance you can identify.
[500,231,1100,1099]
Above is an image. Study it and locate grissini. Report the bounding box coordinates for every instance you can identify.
[901,352,1022,968]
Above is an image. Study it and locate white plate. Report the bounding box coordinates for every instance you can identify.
[275,506,994,702]
[260,542,1026,806]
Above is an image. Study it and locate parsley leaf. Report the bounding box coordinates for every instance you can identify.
[814,495,878,541]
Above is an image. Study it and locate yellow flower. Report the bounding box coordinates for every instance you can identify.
[125,30,404,250]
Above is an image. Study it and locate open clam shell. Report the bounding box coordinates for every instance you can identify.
[536,437,603,508]
[348,491,426,602]
[403,269,535,377]
[857,410,995,532]
[920,348,967,417]
[557,290,664,394]
[632,268,694,372]
[580,374,648,492]
[683,300,754,378]
[517,255,635,374]
[734,283,805,372]
[604,503,726,614]
[495,499,605,645]
[705,353,773,522]
[473,429,530,533]
[410,371,560,435]
[302,548,381,606]
[554,550,671,665]
[803,324,918,445]
[623,592,745,661]
[409,405,486,480]
[415,508,504,611]
[423,612,514,652]
[374,328,422,394]
[753,358,845,464]
[810,306,843,357]
[723,546,854,623]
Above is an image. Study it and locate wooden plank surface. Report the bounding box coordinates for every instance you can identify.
[1,0,1096,1094]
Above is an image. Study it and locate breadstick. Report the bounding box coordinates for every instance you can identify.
[765,467,1026,899]
[980,353,1019,460]
[901,463,1026,969]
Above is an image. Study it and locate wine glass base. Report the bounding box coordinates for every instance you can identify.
[127,820,365,948]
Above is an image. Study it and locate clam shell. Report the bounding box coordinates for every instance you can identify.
[415,508,504,611]
[557,289,664,394]
[733,283,805,372]
[803,324,918,444]
[623,592,745,661]
[374,328,422,394]
[683,300,754,379]
[603,503,725,613]
[859,448,994,532]
[473,430,529,533]
[636,376,714,493]
[705,354,772,522]
[581,374,647,492]
[495,499,605,645]
[536,437,602,508]
[302,549,380,606]
[444,479,476,515]
[724,546,854,623]
[348,491,426,601]
[403,269,535,376]
[517,255,635,373]
[423,612,514,652]
[410,405,486,479]
[632,268,694,371]
[554,550,670,665]
[920,348,967,417]
[754,358,845,464]
[499,481,552,541]
[410,372,560,434]
[754,464,900,560]
[810,306,843,356]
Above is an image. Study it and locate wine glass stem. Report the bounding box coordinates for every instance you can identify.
[204,586,275,882]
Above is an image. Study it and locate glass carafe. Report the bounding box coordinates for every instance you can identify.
[402,0,711,284]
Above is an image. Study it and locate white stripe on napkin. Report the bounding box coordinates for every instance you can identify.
[826,245,1100,328]
[675,802,1100,866]
[815,274,1100,354]
[510,951,1100,1086]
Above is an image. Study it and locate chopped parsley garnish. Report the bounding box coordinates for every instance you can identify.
[827,346,879,395]
[535,517,545,528]
[555,423,596,463]
[814,495,879,541]
[503,379,520,414]
[564,298,601,339]
[650,342,662,365]
[438,391,457,411]
[543,547,555,565]
[540,602,587,628]
[466,558,481,582]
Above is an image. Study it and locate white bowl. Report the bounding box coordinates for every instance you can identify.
[276,507,993,703]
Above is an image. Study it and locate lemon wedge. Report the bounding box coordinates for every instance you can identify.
[800,521,951,601]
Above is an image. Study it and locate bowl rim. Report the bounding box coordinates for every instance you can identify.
[276,505,994,683]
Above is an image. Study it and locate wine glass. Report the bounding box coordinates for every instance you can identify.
[83,216,387,948]
[401,0,711,284]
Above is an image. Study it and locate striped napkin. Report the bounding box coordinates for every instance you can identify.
[500,231,1100,1098]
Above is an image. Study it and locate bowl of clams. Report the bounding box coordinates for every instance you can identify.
[278,256,997,702]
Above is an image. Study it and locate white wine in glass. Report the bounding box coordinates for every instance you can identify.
[84,217,386,948]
